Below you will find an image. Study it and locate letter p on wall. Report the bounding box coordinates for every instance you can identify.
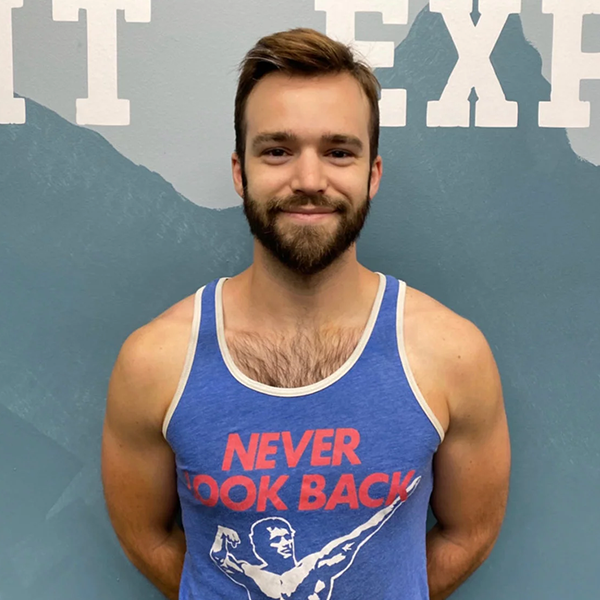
[315,0,409,127]
[0,0,25,124]
[52,0,151,126]
[539,0,600,128]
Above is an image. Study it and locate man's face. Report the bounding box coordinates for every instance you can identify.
[233,72,383,275]
[268,526,295,560]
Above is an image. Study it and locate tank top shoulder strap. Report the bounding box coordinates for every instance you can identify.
[198,277,220,339]
[363,274,399,353]
[162,281,216,439]
[395,278,445,442]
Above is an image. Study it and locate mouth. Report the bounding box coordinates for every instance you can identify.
[280,206,337,222]
[282,207,335,214]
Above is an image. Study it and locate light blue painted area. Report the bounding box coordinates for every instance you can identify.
[520,3,600,166]
[13,0,598,209]
[1,5,600,599]
[11,0,434,209]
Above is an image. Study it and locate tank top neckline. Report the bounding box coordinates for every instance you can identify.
[214,272,387,397]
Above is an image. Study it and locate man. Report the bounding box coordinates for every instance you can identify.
[101,28,510,600]
[209,479,420,599]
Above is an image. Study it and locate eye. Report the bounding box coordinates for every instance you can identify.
[263,148,289,158]
[328,150,354,160]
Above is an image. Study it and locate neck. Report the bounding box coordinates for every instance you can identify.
[224,242,380,332]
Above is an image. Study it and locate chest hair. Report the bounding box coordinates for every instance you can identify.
[225,325,364,388]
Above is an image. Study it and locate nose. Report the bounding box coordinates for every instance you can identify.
[291,149,327,196]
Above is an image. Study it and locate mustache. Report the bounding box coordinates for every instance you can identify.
[267,194,349,214]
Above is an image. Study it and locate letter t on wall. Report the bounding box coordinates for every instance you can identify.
[52,0,151,126]
[539,0,600,128]
[0,0,25,124]
[314,0,409,127]
[427,0,521,127]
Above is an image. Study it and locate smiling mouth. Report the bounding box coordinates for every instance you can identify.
[280,211,337,222]
[281,207,336,215]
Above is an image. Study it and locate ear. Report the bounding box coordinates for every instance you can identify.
[368,155,383,200]
[231,152,244,199]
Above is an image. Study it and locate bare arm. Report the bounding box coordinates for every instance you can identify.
[102,312,192,600]
[426,321,511,599]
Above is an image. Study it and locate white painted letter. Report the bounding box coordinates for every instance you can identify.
[315,0,409,127]
[427,0,521,128]
[0,0,25,124]
[539,0,600,128]
[53,0,151,126]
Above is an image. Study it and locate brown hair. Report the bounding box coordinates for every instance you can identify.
[235,28,381,166]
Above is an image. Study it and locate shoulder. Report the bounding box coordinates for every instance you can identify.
[107,291,199,432]
[403,285,501,429]
[120,292,197,366]
[404,285,494,373]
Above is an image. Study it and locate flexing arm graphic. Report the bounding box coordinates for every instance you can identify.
[210,526,246,572]
[209,476,421,600]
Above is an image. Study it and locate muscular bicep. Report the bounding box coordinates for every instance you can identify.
[430,329,511,553]
[212,552,248,577]
[101,329,183,562]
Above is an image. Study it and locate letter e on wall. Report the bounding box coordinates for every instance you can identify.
[315,0,409,127]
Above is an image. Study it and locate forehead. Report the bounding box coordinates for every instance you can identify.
[245,72,371,143]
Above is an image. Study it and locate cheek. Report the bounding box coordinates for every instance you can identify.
[246,162,291,196]
[329,169,370,199]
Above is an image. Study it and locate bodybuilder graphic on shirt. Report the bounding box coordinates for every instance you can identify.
[209,476,421,600]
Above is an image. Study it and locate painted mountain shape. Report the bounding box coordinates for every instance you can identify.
[0,96,253,598]
[361,7,600,294]
[0,97,253,458]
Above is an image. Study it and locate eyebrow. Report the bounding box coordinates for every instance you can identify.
[251,131,364,153]
[251,131,298,150]
[322,134,364,152]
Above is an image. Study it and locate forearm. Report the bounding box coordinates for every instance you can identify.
[426,524,491,600]
[125,526,186,600]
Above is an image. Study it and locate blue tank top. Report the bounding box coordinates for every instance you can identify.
[163,273,444,600]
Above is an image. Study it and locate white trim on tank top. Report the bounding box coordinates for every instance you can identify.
[214,272,387,397]
[396,280,445,443]
[162,286,205,439]
[162,275,445,443]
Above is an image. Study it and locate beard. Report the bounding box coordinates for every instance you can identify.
[242,183,371,276]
